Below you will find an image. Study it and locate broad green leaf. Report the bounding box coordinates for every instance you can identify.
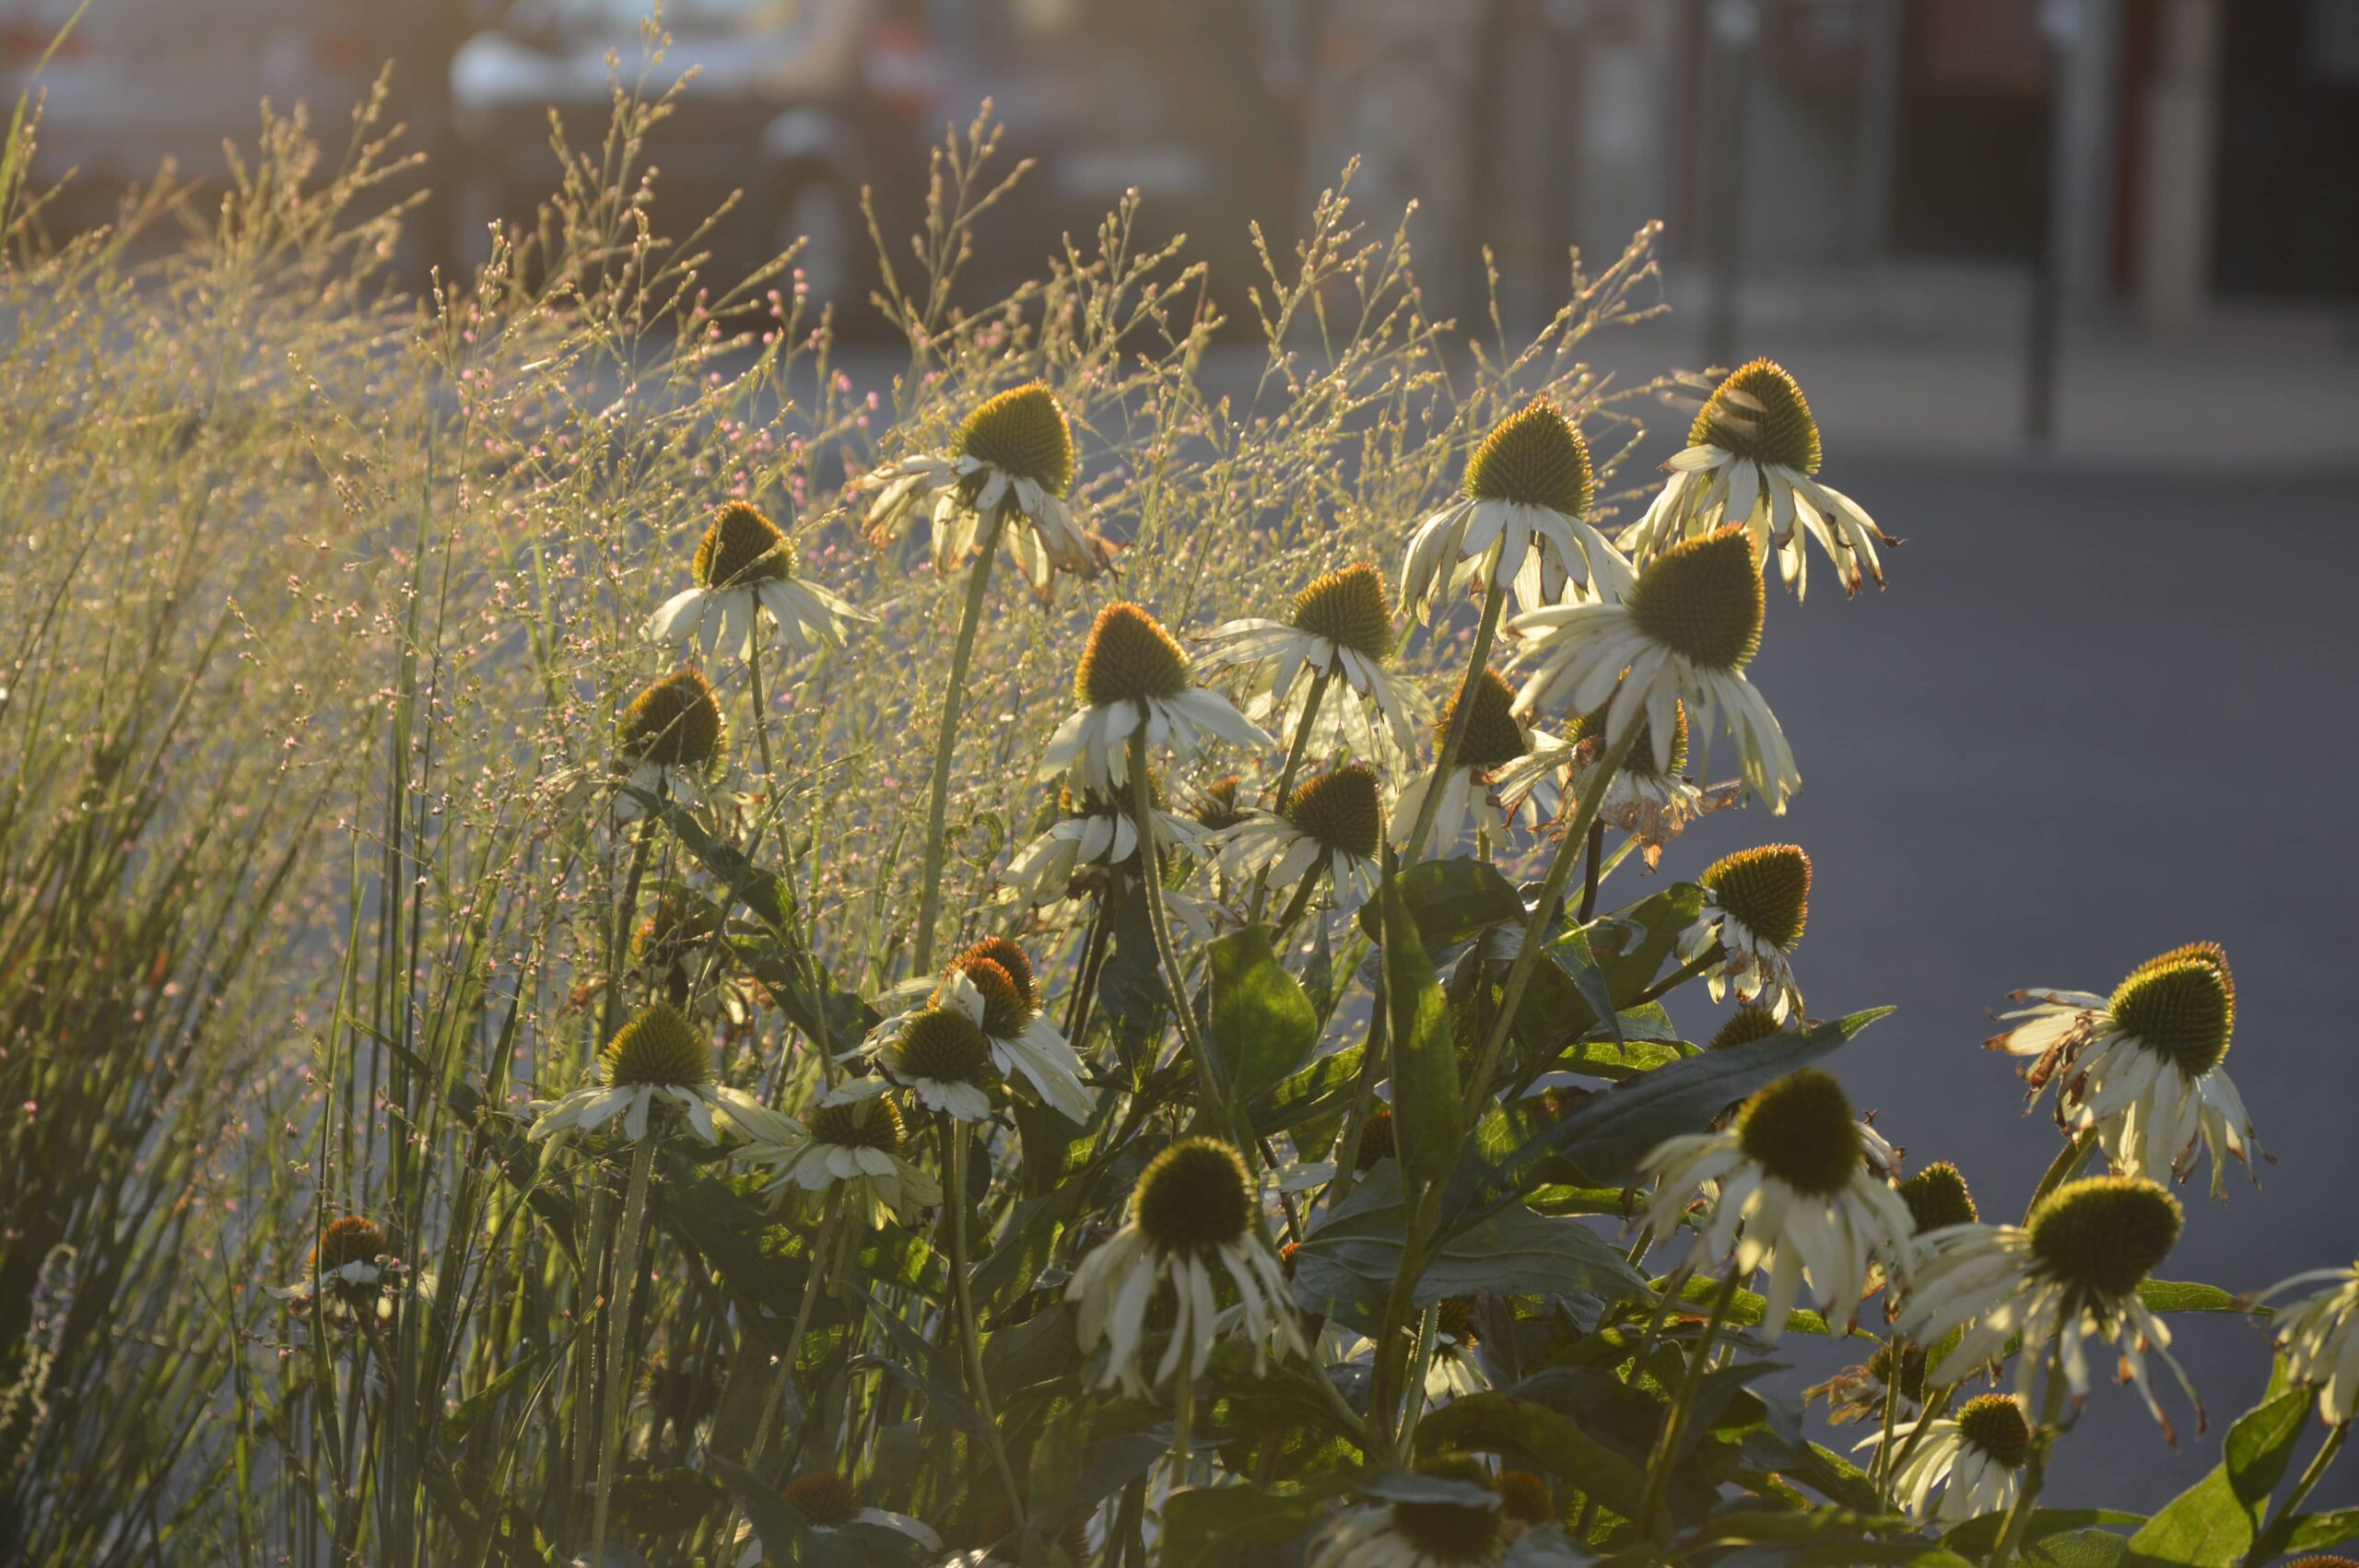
[1207,926,1320,1109]
[1589,882,1708,1000]
[1466,1008,1891,1213]
[1356,856,1525,948]
[607,1468,725,1535]
[2281,1508,2359,1553]
[2140,1280,2250,1316]
[440,1349,543,1442]
[1381,872,1463,1197]
[1291,1166,1645,1324]
[1160,1482,1336,1566]
[1943,1509,2147,1556]
[1417,1392,1649,1523]
[2225,1386,2310,1508]
[2022,1531,2133,1568]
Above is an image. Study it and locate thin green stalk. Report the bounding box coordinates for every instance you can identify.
[600,824,657,1047]
[1400,538,1508,865]
[1637,1268,1742,1537]
[1989,1345,2071,1568]
[911,508,1003,974]
[1461,726,1643,1120]
[1249,666,1332,924]
[944,1119,1027,1527]
[2247,1422,2347,1568]
[590,1135,657,1568]
[1577,819,1605,922]
[1130,730,1240,1151]
[1271,865,1326,942]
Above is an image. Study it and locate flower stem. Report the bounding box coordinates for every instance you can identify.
[1989,1345,2071,1568]
[1249,666,1332,924]
[911,508,1004,975]
[1637,1268,1742,1538]
[1400,539,1508,865]
[1130,730,1240,1151]
[590,1135,656,1568]
[1577,819,1605,922]
[943,1119,1027,1527]
[1460,726,1642,1121]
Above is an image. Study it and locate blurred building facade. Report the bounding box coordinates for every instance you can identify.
[1303,0,2359,326]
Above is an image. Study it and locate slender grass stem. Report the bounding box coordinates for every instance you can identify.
[2248,1422,2348,1567]
[1461,726,1642,1119]
[1637,1268,1741,1537]
[1249,666,1332,924]
[1129,729,1238,1151]
[1989,1346,2071,1568]
[943,1119,1027,1526]
[911,509,1004,974]
[1400,539,1508,865]
[590,1134,657,1568]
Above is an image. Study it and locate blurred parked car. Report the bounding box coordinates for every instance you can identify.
[0,0,375,203]
[450,0,935,308]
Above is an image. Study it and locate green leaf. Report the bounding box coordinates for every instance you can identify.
[1943,1510,2147,1557]
[2225,1387,2310,1508]
[1416,1391,1650,1523]
[1206,926,1320,1110]
[1290,1165,1646,1325]
[1356,856,1526,948]
[1665,1272,1835,1337]
[607,1468,725,1535]
[2139,1280,2250,1316]
[1159,1483,1336,1566]
[1380,872,1463,1197]
[2021,1531,2133,1568]
[2124,1384,2309,1567]
[2281,1508,2359,1553]
[440,1349,544,1442]
[1467,1008,1891,1213]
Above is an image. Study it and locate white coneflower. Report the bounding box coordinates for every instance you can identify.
[1622,359,1895,599]
[645,500,869,660]
[527,1002,765,1147]
[939,939,1092,1122]
[858,382,1111,599]
[1066,1137,1303,1395]
[1426,1298,1488,1402]
[1508,526,1798,812]
[998,778,1206,907]
[1492,697,1734,869]
[1988,942,2262,1199]
[1858,1393,2032,1525]
[1897,1175,2198,1436]
[614,666,728,820]
[1638,1069,1917,1337]
[266,1216,408,1324]
[995,779,1223,942]
[1205,763,1385,915]
[1198,562,1430,764]
[1676,844,1813,1021]
[1307,1457,1511,1568]
[1400,399,1633,620]
[1040,603,1273,795]
[845,1002,996,1122]
[734,1470,943,1564]
[2248,1263,2359,1424]
[738,1089,943,1229]
[1390,670,1560,858]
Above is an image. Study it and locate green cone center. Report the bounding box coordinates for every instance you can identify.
[809,1095,904,1153]
[1133,1137,1254,1255]
[1692,359,1822,474]
[602,1002,714,1089]
[1465,399,1594,518]
[1289,562,1395,660]
[1956,1395,2033,1469]
[1567,697,1686,778]
[891,1006,992,1084]
[1438,669,1529,772]
[1285,765,1382,860]
[2027,1176,2181,1299]
[1708,1002,1789,1052]
[694,501,794,589]
[956,382,1075,497]
[2109,944,2235,1078]
[1077,602,1193,707]
[621,668,727,771]
[1701,844,1811,951]
[1898,1162,1979,1234]
[1625,528,1765,672]
[1736,1069,1861,1196]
